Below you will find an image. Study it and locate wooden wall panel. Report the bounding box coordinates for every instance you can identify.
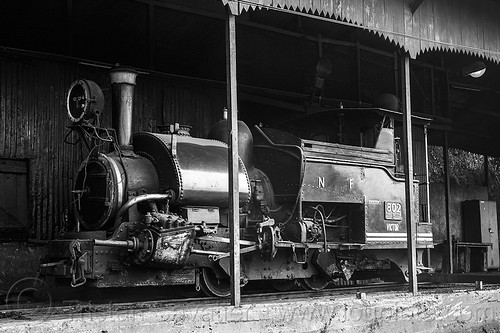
[226,0,500,62]
[0,160,28,230]
[415,0,433,52]
[483,2,500,55]
[0,53,226,240]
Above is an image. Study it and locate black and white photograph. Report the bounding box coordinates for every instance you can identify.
[1,1,500,332]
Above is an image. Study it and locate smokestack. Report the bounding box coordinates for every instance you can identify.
[110,67,138,148]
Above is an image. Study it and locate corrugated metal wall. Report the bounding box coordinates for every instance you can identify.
[0,56,78,240]
[0,52,226,240]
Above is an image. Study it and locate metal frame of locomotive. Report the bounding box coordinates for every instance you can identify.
[40,67,433,296]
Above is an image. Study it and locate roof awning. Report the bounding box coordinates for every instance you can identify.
[220,0,500,63]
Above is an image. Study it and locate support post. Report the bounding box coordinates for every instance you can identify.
[402,53,418,294]
[484,154,489,187]
[423,125,431,223]
[225,6,240,307]
[443,130,453,273]
[430,67,435,116]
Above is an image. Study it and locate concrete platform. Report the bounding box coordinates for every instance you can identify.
[1,286,500,333]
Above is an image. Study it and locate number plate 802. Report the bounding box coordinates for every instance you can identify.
[385,202,402,220]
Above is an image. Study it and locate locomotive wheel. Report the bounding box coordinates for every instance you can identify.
[200,268,231,298]
[298,275,330,291]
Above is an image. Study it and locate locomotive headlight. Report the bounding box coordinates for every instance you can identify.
[66,79,104,123]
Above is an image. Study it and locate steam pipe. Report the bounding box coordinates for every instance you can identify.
[114,193,173,228]
[110,67,138,148]
[94,238,139,250]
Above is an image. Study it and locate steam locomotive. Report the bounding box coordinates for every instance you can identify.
[40,68,433,296]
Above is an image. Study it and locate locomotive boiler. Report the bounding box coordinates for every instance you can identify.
[40,67,433,296]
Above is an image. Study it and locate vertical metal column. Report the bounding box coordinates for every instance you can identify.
[484,154,489,187]
[402,53,418,294]
[226,5,241,307]
[423,125,431,224]
[443,130,453,273]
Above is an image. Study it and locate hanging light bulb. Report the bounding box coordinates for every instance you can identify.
[469,67,486,78]
[460,61,487,78]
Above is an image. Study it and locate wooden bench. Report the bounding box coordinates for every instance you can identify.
[454,241,492,273]
[436,240,492,273]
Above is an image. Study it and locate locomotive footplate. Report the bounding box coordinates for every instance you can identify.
[275,241,365,251]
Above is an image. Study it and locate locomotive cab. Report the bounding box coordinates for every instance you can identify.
[250,107,433,281]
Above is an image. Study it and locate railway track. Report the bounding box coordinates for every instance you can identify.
[2,281,496,321]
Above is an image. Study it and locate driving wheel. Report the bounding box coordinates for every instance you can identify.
[298,275,330,291]
[199,267,231,298]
